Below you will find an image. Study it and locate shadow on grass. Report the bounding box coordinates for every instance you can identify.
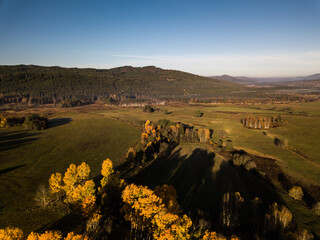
[0,164,26,176]
[129,145,284,239]
[47,118,72,129]
[36,211,84,235]
[0,131,41,151]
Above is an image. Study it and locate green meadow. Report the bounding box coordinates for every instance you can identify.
[100,101,320,185]
[0,113,140,232]
[0,100,320,234]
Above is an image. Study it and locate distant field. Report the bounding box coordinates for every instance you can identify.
[99,101,320,185]
[0,113,140,232]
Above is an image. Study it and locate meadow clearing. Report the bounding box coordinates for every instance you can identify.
[0,100,320,235]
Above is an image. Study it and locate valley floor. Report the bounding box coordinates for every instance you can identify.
[0,100,320,237]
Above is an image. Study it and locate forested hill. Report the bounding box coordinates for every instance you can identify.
[0,65,244,100]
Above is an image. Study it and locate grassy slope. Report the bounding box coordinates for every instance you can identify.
[0,113,140,232]
[99,101,320,185]
[130,143,320,238]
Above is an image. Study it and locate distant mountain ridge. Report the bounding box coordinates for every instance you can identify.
[0,65,245,100]
[210,74,320,84]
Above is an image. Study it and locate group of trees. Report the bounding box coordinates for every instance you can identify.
[122,184,192,239]
[122,184,240,240]
[0,227,89,240]
[142,105,155,113]
[127,119,214,167]
[231,152,257,171]
[0,114,47,130]
[55,99,84,108]
[1,157,242,239]
[240,115,284,130]
[23,114,48,130]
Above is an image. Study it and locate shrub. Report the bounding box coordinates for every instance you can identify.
[225,140,233,152]
[219,130,228,138]
[313,202,320,215]
[274,137,288,149]
[244,160,257,171]
[289,186,304,200]
[295,229,313,240]
[24,114,47,130]
[143,105,155,113]
[232,153,252,166]
[194,111,203,117]
[158,119,171,129]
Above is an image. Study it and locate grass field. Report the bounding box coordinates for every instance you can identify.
[98,101,320,185]
[130,143,320,238]
[1,100,320,235]
[0,112,140,232]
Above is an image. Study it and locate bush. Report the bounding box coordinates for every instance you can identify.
[194,111,203,117]
[289,186,304,200]
[225,140,233,152]
[24,114,47,130]
[232,153,252,167]
[158,119,171,129]
[244,160,257,171]
[313,202,320,215]
[274,137,288,149]
[143,105,155,113]
[219,130,228,138]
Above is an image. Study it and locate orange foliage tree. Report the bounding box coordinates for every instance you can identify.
[101,158,114,188]
[0,227,24,240]
[122,183,192,239]
[48,162,96,215]
[154,184,180,214]
[0,228,89,240]
[26,231,62,240]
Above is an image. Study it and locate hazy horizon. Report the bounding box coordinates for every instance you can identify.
[1,0,320,77]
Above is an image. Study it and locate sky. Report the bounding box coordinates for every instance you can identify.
[0,0,319,77]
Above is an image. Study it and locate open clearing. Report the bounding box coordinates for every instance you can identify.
[0,112,140,232]
[1,100,320,234]
[98,101,320,185]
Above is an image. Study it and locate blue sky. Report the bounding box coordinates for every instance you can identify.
[0,0,319,77]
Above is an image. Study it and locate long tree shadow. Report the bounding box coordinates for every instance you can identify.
[129,145,284,239]
[47,118,72,129]
[0,164,26,176]
[129,147,216,212]
[0,131,41,152]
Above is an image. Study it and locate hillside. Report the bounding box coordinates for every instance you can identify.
[211,74,320,85]
[0,65,245,101]
[210,75,255,84]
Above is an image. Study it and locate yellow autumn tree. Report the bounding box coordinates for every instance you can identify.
[122,184,163,231]
[202,231,226,240]
[48,162,96,215]
[278,205,292,229]
[26,231,62,240]
[154,185,180,214]
[101,158,114,188]
[49,172,62,194]
[86,212,102,233]
[289,186,304,200]
[0,227,24,240]
[0,228,89,240]
[268,202,292,229]
[64,232,89,240]
[153,213,192,240]
[77,162,90,180]
[63,164,79,200]
[122,184,192,240]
